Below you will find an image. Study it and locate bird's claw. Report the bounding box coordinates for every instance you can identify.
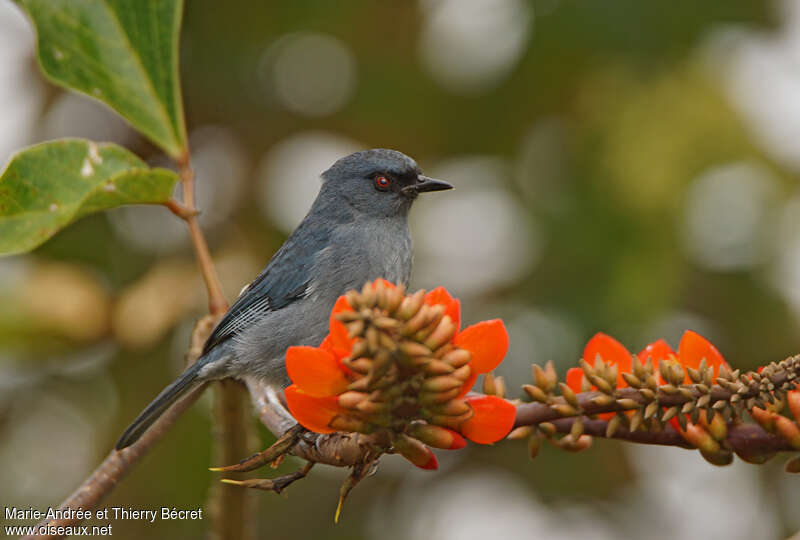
[209,424,305,473]
[220,462,314,495]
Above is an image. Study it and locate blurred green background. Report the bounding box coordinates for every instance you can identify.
[1,0,799,538]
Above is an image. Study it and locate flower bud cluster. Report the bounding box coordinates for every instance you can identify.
[284,279,515,469]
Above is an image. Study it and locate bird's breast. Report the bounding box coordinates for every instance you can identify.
[322,217,413,290]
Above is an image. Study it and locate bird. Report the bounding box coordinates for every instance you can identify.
[115,149,452,449]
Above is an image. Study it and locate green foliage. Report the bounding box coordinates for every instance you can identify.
[16,0,187,157]
[0,139,178,255]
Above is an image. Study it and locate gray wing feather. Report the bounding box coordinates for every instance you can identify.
[202,221,331,354]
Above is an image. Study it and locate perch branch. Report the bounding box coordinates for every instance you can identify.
[208,379,255,540]
[244,378,389,468]
[172,150,254,540]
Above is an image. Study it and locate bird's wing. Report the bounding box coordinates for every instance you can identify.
[202,224,329,354]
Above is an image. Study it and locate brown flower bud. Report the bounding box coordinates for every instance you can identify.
[399,341,432,358]
[424,315,457,350]
[428,399,471,416]
[775,416,800,450]
[483,372,497,395]
[395,289,426,320]
[528,433,543,459]
[419,387,462,405]
[451,364,472,382]
[403,304,433,335]
[329,415,371,433]
[338,391,368,409]
[428,411,473,430]
[345,357,372,374]
[423,376,463,393]
[424,359,456,375]
[442,349,471,368]
[523,384,548,403]
[507,426,533,440]
[356,399,390,415]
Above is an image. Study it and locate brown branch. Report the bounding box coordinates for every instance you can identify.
[234,378,798,480]
[208,380,255,540]
[174,151,228,316]
[547,417,794,454]
[173,150,255,540]
[514,385,772,428]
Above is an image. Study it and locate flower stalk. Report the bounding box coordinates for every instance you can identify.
[513,332,800,470]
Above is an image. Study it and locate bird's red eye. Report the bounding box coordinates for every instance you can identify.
[375,176,391,190]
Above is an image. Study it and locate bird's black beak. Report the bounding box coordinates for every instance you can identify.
[403,175,453,195]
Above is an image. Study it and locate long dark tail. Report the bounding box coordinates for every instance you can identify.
[115,362,203,450]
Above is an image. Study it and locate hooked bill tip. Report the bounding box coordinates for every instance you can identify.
[404,175,453,194]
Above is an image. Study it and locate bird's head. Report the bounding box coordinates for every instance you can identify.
[320,149,452,218]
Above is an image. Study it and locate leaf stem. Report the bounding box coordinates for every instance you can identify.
[175,149,228,315]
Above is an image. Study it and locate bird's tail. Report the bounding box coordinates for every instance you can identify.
[115,361,203,450]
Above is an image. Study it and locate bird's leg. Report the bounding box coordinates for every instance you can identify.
[263,384,298,434]
[334,458,378,523]
[220,461,314,495]
[209,423,305,473]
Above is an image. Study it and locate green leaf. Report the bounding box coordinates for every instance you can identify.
[0,139,179,255]
[16,0,187,157]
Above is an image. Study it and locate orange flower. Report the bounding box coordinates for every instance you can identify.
[566,331,730,428]
[566,333,631,394]
[565,333,633,420]
[676,330,728,378]
[460,395,517,444]
[284,279,515,469]
[567,331,728,393]
[423,286,508,396]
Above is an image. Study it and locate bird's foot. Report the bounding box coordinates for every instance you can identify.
[219,461,314,495]
[209,423,305,473]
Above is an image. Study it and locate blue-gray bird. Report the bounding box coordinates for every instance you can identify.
[115,149,452,449]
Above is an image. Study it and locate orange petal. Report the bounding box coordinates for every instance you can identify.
[583,333,632,387]
[637,339,675,363]
[584,333,630,366]
[424,287,461,331]
[319,336,353,374]
[456,369,478,399]
[461,395,516,444]
[453,319,509,374]
[285,346,349,397]
[565,367,585,393]
[788,390,800,422]
[319,334,352,362]
[319,335,333,352]
[284,385,344,434]
[328,296,354,355]
[678,330,727,373]
[637,339,675,384]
